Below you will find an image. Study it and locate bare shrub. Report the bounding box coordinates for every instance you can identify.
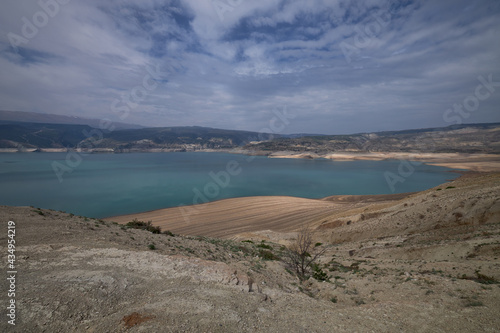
[284,225,326,280]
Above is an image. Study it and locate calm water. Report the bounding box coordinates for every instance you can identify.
[0,152,457,218]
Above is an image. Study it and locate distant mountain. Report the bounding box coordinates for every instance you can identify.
[0,110,143,130]
[0,122,274,151]
[245,123,500,154]
[280,133,326,138]
[0,122,102,149]
[106,126,262,144]
[100,126,273,151]
[1,118,499,154]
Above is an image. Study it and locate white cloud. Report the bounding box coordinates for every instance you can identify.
[0,0,499,134]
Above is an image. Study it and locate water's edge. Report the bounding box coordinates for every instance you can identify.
[0,152,461,218]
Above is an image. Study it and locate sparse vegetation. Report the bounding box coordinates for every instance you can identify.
[458,271,498,284]
[258,249,279,261]
[312,263,329,281]
[257,241,273,250]
[284,225,327,280]
[353,297,365,306]
[462,295,484,307]
[162,230,175,237]
[464,300,484,307]
[32,208,45,216]
[126,219,161,234]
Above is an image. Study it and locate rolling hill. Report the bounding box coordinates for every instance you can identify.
[0,110,143,130]
[245,123,500,154]
[0,112,499,154]
[0,122,271,151]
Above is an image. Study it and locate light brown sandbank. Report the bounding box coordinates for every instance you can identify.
[105,193,414,239]
[268,152,500,172]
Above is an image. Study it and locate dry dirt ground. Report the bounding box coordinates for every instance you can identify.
[1,173,500,332]
[107,196,345,239]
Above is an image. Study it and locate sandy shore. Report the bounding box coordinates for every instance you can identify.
[106,172,500,243]
[2,148,498,172]
[268,151,500,172]
[105,193,415,239]
[106,196,342,238]
[105,152,500,238]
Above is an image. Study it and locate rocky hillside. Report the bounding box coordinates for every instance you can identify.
[1,119,500,154]
[1,173,500,332]
[246,123,500,154]
[0,122,270,151]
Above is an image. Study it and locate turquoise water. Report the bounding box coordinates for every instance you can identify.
[0,152,457,218]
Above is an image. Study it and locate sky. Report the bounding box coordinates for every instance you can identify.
[0,0,499,135]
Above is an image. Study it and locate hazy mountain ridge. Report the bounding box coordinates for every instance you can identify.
[0,116,499,154]
[246,123,500,154]
[0,110,143,130]
[0,122,273,151]
[103,126,269,150]
[0,122,102,149]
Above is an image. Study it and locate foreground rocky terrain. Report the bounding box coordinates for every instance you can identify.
[1,173,500,332]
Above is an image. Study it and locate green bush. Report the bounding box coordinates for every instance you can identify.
[475,271,498,284]
[257,241,272,250]
[459,271,498,284]
[312,263,329,281]
[258,249,279,261]
[162,230,175,237]
[32,209,45,216]
[126,219,161,234]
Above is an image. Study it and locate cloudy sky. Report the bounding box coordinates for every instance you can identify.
[0,0,499,134]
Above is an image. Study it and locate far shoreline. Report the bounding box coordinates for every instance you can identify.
[1,150,497,220]
[2,148,499,172]
[104,172,500,239]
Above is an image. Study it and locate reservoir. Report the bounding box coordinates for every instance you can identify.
[0,152,457,218]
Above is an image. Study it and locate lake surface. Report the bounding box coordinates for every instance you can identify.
[0,152,457,218]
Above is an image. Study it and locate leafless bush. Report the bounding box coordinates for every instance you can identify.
[284,225,326,280]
